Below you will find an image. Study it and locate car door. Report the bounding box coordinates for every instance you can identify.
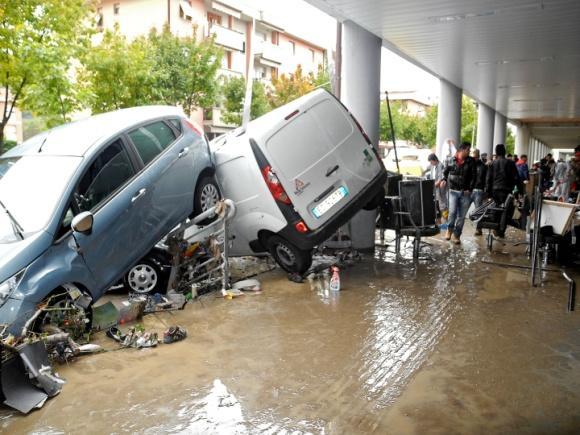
[126,119,195,240]
[72,137,154,292]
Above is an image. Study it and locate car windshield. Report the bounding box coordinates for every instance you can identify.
[0,155,81,242]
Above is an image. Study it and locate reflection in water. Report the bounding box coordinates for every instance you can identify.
[174,380,247,434]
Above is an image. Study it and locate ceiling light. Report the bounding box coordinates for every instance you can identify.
[428,2,544,24]
[511,98,563,102]
[498,83,561,89]
[476,56,554,66]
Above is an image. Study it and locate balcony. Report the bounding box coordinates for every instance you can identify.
[255,41,285,67]
[208,23,245,52]
[204,108,236,129]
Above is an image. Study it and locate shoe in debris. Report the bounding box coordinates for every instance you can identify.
[163,326,187,344]
[452,234,461,245]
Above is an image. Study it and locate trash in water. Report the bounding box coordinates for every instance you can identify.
[92,301,120,331]
[78,343,102,354]
[232,279,262,294]
[163,326,187,344]
[118,298,147,325]
[329,266,341,292]
[106,326,158,349]
[1,341,66,414]
[221,289,244,299]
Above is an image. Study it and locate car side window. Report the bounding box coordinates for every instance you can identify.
[168,118,182,134]
[74,139,135,212]
[128,121,176,166]
[55,204,75,240]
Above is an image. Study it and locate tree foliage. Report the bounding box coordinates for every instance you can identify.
[0,0,93,153]
[81,25,223,116]
[221,76,270,126]
[268,64,330,109]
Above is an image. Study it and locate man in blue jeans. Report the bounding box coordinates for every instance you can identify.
[441,142,476,244]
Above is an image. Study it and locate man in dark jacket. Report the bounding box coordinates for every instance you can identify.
[486,144,519,205]
[471,149,488,236]
[441,142,476,244]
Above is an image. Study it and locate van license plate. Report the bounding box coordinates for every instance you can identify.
[312,186,349,218]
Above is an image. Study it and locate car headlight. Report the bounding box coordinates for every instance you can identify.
[0,270,25,307]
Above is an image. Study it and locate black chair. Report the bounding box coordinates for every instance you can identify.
[389,195,440,260]
[476,194,514,251]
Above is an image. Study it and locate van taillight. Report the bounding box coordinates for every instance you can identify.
[295,220,309,233]
[184,119,203,137]
[261,165,291,205]
[350,114,372,145]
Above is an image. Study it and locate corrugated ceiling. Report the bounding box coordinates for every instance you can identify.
[305,0,580,148]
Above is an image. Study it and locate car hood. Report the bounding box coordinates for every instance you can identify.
[0,231,51,282]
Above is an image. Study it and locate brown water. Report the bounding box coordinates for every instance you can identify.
[2,229,580,434]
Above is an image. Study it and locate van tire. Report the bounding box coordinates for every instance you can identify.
[267,236,312,275]
[363,187,385,211]
[193,175,221,224]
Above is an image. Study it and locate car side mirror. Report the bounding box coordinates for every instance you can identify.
[71,212,94,235]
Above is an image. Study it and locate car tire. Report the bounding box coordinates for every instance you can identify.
[193,175,222,220]
[124,259,166,294]
[363,187,385,211]
[267,235,312,275]
[35,290,93,334]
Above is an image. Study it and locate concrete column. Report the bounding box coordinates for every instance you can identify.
[476,103,495,156]
[436,79,462,159]
[340,20,382,250]
[493,112,507,148]
[515,124,530,157]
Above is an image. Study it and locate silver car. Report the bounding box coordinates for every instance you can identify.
[0,106,218,334]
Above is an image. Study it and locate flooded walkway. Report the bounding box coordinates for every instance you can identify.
[3,228,580,434]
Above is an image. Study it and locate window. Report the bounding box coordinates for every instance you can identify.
[128,121,176,166]
[56,204,75,239]
[168,119,182,133]
[309,49,315,63]
[74,140,134,213]
[208,12,222,26]
[113,3,120,15]
[97,7,103,28]
[287,41,296,56]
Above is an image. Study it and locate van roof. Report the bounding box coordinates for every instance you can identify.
[4,106,183,158]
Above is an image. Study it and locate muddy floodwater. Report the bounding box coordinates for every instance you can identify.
[2,228,580,434]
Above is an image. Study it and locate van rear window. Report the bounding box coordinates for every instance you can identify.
[266,111,331,179]
[309,99,353,146]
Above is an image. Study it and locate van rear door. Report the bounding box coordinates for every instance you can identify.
[263,94,383,230]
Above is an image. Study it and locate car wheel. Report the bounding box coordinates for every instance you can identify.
[267,235,312,275]
[194,175,221,217]
[124,259,165,294]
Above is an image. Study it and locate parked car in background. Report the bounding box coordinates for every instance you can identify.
[0,106,218,334]
[383,147,432,177]
[212,89,387,274]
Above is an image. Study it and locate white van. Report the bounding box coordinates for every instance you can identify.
[211,89,387,273]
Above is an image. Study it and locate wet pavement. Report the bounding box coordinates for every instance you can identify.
[2,227,580,434]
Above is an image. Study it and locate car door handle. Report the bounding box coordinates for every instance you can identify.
[131,188,147,203]
[326,165,339,177]
[178,147,190,158]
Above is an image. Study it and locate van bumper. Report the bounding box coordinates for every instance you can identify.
[278,169,388,251]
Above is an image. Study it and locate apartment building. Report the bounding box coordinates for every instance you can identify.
[386,91,434,118]
[98,0,327,137]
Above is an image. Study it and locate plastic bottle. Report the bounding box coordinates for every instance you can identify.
[329,266,340,292]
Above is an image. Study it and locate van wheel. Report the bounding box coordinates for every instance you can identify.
[267,236,312,275]
[194,176,221,217]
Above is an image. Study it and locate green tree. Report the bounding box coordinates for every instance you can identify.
[221,76,270,126]
[80,28,156,113]
[148,26,223,115]
[505,128,516,154]
[81,25,223,116]
[0,0,93,153]
[312,64,331,92]
[461,96,478,144]
[268,65,315,109]
[380,100,429,147]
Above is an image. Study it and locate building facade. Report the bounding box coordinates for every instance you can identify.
[98,0,327,137]
[0,90,23,145]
